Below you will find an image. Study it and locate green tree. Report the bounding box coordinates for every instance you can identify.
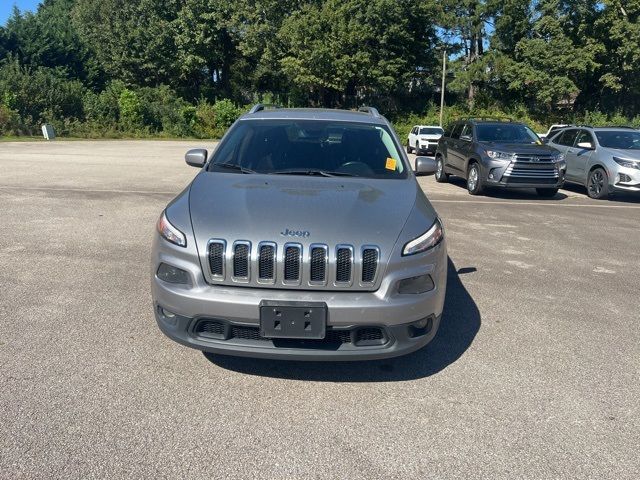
[277,0,438,108]
[72,0,181,88]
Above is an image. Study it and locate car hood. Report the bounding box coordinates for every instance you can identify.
[603,148,640,160]
[188,172,419,255]
[478,142,560,155]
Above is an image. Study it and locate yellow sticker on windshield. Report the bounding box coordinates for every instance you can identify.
[385,158,397,170]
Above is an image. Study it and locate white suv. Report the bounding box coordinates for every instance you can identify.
[407,125,444,155]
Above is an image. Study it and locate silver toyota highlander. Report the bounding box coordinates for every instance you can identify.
[151,105,447,360]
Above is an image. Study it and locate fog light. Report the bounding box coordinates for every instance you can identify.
[157,263,190,284]
[397,274,435,294]
[160,307,176,319]
[409,317,433,338]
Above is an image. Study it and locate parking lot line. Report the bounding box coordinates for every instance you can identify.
[0,185,176,195]
[430,199,640,209]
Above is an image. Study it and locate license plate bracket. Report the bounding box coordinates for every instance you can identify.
[259,301,327,339]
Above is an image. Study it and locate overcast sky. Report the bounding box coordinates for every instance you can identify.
[1,0,40,26]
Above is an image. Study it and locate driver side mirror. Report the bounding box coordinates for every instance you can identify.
[576,141,595,150]
[415,156,438,176]
[185,148,208,168]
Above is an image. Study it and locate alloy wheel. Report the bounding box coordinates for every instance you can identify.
[588,170,604,197]
[468,166,478,191]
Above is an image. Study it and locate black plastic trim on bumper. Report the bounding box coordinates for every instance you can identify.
[154,305,440,361]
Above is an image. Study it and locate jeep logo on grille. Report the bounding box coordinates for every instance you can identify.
[280,228,310,238]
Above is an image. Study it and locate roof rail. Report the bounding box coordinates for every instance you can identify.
[248,103,281,114]
[460,116,514,122]
[600,125,636,129]
[358,106,380,118]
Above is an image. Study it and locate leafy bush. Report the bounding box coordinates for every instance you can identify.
[0,59,85,134]
[118,88,144,130]
[0,103,21,135]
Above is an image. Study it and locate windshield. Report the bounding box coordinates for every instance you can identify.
[209,120,406,178]
[419,127,444,135]
[595,130,640,150]
[476,124,541,144]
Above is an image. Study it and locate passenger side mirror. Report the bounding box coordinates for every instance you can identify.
[576,141,595,150]
[415,156,438,175]
[185,148,208,168]
[460,134,472,142]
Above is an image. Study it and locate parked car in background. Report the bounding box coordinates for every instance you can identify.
[541,124,571,143]
[152,105,447,361]
[434,118,566,197]
[407,125,444,155]
[546,126,640,199]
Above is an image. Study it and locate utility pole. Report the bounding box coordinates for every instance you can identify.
[439,49,446,128]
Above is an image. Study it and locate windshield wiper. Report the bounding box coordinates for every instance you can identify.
[214,163,256,174]
[270,169,355,177]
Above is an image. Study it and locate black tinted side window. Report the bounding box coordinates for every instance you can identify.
[557,129,578,146]
[450,124,463,139]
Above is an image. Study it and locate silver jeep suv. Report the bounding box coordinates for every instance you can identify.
[151,105,447,361]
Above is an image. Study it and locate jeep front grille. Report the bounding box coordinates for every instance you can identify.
[205,240,381,290]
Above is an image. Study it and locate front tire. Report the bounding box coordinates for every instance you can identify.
[406,141,413,154]
[587,167,609,199]
[536,188,559,198]
[435,156,449,183]
[466,162,484,195]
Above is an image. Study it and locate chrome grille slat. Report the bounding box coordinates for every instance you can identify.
[258,243,276,281]
[284,244,302,282]
[335,247,353,283]
[504,163,559,179]
[361,247,379,284]
[208,240,226,278]
[232,241,250,279]
[309,245,328,284]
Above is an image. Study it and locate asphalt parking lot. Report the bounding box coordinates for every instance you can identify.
[1,140,638,479]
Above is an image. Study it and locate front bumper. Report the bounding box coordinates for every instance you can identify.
[151,233,447,360]
[155,307,441,361]
[418,142,438,154]
[612,167,640,192]
[482,160,565,189]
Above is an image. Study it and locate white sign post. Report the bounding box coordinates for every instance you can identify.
[41,124,56,140]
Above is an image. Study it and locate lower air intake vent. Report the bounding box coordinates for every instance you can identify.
[233,243,249,278]
[362,248,378,283]
[208,242,224,276]
[195,320,225,338]
[284,246,301,281]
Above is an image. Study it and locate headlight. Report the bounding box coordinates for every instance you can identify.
[553,153,565,162]
[402,219,444,256]
[486,150,516,161]
[613,157,640,170]
[157,211,186,247]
